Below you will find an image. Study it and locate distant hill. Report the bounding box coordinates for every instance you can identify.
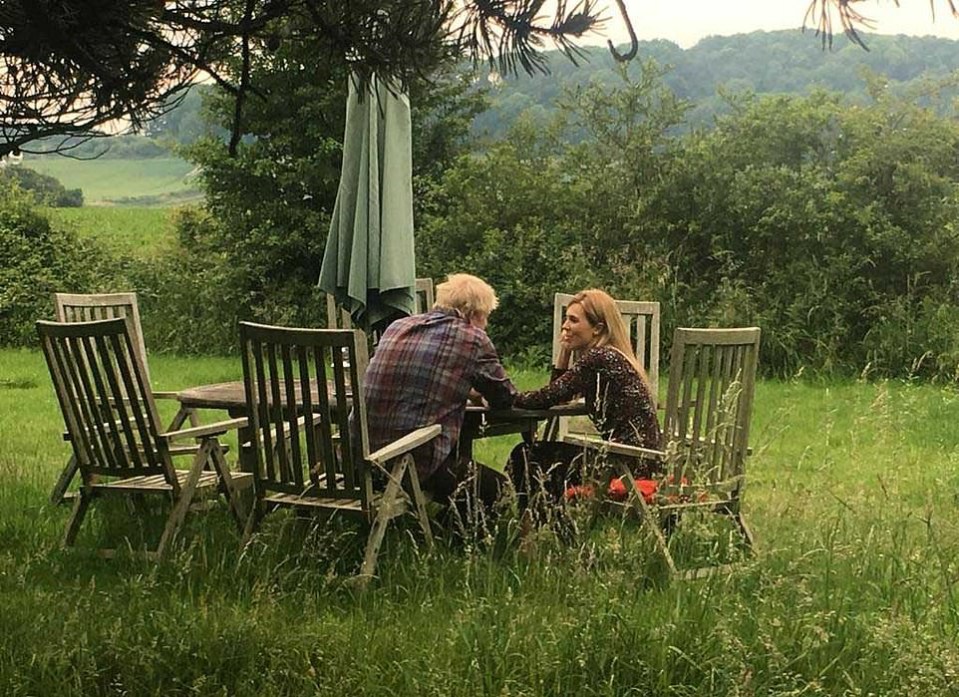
[17,29,959,207]
[471,30,959,137]
[23,157,201,207]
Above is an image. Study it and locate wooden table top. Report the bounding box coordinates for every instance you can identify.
[468,401,588,419]
[176,380,335,411]
[178,381,588,423]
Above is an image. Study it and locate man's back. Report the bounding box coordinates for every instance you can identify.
[364,308,516,478]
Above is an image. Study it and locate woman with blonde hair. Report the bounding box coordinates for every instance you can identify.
[509,289,661,506]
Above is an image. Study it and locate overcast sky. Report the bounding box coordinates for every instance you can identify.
[585,0,959,48]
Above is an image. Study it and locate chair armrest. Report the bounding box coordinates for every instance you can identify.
[160,417,248,442]
[367,425,441,466]
[562,434,666,461]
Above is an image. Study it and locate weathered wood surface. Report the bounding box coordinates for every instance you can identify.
[37,317,251,559]
[237,321,438,589]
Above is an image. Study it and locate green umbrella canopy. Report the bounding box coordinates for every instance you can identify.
[319,73,416,331]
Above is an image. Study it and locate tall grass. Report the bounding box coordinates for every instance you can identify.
[2,348,959,695]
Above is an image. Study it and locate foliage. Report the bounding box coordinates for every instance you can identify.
[0,166,82,207]
[420,62,688,359]
[0,0,616,157]
[424,62,959,379]
[176,23,489,351]
[472,31,959,140]
[0,182,112,346]
[124,208,245,355]
[650,88,959,378]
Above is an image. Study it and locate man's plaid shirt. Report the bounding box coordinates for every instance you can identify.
[363,308,517,479]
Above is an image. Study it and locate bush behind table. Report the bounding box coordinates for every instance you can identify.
[6,74,959,379]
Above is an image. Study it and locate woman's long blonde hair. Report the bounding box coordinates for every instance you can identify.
[570,289,652,391]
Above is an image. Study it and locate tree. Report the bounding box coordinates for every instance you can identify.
[804,0,959,49]
[165,21,488,347]
[0,0,637,158]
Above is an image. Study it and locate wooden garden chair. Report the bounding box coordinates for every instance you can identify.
[564,327,761,580]
[37,318,252,559]
[545,293,661,441]
[49,292,199,505]
[324,277,435,329]
[414,277,435,313]
[238,321,440,587]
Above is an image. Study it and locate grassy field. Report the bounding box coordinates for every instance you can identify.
[47,206,179,259]
[2,347,959,694]
[24,157,201,206]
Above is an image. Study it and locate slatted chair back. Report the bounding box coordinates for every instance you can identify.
[37,318,175,489]
[660,327,761,501]
[552,293,660,399]
[239,321,373,512]
[325,278,436,330]
[415,277,435,313]
[550,293,661,442]
[325,293,353,330]
[54,292,152,385]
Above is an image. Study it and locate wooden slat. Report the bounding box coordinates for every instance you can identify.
[415,277,435,313]
[74,333,123,472]
[254,338,276,483]
[97,332,146,473]
[54,293,152,386]
[719,344,739,479]
[313,341,338,493]
[689,340,711,476]
[332,341,353,493]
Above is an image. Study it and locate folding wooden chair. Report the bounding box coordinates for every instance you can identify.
[37,318,252,559]
[564,327,761,579]
[238,321,439,587]
[49,292,199,505]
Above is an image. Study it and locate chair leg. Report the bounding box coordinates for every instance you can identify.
[164,404,203,431]
[357,456,410,587]
[404,455,433,548]
[156,441,209,559]
[622,465,679,578]
[50,454,79,506]
[62,488,92,548]
[208,438,247,530]
[240,497,266,549]
[733,510,756,553]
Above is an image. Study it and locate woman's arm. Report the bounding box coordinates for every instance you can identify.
[515,354,592,409]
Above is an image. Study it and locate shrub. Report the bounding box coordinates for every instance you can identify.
[0,166,83,207]
[0,181,110,346]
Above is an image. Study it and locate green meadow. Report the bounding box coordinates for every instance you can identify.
[47,206,179,259]
[2,344,959,695]
[25,157,201,206]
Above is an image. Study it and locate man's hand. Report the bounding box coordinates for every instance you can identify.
[468,389,488,407]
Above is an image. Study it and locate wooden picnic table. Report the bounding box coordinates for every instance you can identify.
[459,401,588,461]
[175,381,587,469]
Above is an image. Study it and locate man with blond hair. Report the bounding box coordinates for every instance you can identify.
[363,273,517,505]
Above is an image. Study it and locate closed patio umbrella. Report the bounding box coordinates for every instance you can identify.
[318,73,416,331]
